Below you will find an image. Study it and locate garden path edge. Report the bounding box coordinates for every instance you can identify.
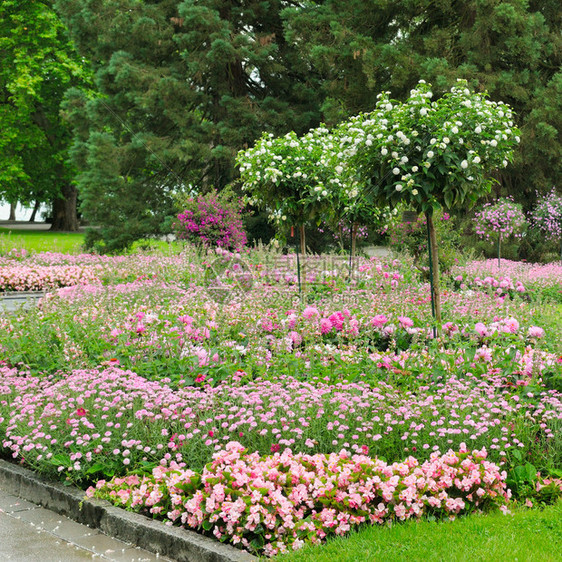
[0,459,256,562]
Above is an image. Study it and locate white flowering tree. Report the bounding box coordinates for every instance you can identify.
[237,128,335,254]
[336,80,520,324]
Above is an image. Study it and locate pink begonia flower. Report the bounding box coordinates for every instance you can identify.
[527,326,545,339]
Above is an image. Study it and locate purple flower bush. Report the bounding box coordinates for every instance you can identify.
[530,188,562,241]
[474,197,526,243]
[174,190,247,250]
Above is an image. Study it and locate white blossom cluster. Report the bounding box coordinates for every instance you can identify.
[237,79,520,224]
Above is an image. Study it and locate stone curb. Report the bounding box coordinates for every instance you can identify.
[0,291,47,299]
[0,459,256,562]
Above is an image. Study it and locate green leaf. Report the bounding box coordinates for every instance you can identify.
[85,463,107,475]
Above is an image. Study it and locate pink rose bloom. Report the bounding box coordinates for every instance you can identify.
[287,313,298,328]
[288,331,302,346]
[320,318,332,334]
[442,322,458,334]
[398,316,414,328]
[504,317,519,333]
[370,314,388,327]
[527,326,545,339]
[328,312,345,331]
[475,322,488,337]
[302,306,319,319]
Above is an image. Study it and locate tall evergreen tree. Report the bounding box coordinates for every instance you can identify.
[0,0,89,230]
[56,0,323,250]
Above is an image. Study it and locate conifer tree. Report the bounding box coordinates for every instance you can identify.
[56,0,323,250]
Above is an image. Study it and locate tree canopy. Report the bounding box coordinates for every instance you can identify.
[1,0,559,246]
[56,0,323,250]
[0,0,90,230]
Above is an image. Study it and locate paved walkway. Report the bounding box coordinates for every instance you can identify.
[0,487,170,562]
[0,292,45,313]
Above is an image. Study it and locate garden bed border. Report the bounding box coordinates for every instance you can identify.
[0,459,256,562]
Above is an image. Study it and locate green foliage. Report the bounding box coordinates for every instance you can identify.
[0,0,89,224]
[387,211,463,273]
[55,0,323,251]
[284,0,562,202]
[336,80,520,215]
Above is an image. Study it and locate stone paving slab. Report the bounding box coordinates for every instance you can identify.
[0,490,169,561]
[0,291,45,313]
[0,460,256,562]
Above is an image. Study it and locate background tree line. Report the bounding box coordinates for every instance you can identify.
[1,0,560,249]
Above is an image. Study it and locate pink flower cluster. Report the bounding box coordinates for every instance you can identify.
[0,265,101,292]
[175,191,247,250]
[453,274,526,295]
[89,442,509,556]
[452,259,562,291]
[474,197,526,242]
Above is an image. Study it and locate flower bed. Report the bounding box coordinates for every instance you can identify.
[0,265,101,292]
[1,366,561,483]
[0,250,560,556]
[89,442,509,556]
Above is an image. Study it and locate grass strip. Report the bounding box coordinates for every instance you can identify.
[278,502,562,562]
[0,228,85,253]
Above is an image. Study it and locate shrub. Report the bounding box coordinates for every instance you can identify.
[174,190,247,250]
[387,210,462,273]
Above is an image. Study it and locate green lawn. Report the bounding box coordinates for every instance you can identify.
[278,502,562,562]
[0,228,85,254]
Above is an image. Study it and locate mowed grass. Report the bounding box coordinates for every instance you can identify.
[278,502,562,562]
[0,228,85,254]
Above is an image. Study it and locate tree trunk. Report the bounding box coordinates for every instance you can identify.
[426,213,442,329]
[29,200,40,223]
[50,184,79,231]
[351,222,358,260]
[299,224,306,255]
[299,224,306,291]
[8,203,16,221]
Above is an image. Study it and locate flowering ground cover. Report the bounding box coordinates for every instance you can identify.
[0,247,561,556]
